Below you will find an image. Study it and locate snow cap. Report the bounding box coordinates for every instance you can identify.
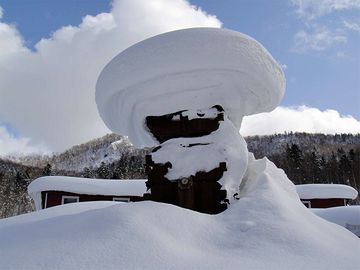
[296,184,358,200]
[96,28,286,147]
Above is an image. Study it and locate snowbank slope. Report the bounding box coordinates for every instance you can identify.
[0,156,359,270]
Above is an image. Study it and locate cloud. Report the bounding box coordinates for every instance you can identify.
[344,20,360,32]
[0,125,49,156]
[0,15,28,60]
[291,0,360,20]
[241,106,360,136]
[0,0,221,154]
[290,1,359,53]
[292,26,347,53]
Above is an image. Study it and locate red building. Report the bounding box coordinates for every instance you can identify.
[28,176,147,210]
[296,184,358,208]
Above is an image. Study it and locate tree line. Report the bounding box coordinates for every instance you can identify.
[0,133,359,218]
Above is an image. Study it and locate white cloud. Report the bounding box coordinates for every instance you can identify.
[292,26,347,53]
[344,20,360,32]
[0,125,49,156]
[241,106,360,136]
[0,0,221,153]
[290,1,359,53]
[291,0,360,20]
[0,18,28,60]
[0,6,3,19]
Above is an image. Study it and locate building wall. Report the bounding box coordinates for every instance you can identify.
[42,191,145,209]
[301,198,346,208]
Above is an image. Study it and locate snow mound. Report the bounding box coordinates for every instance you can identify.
[1,156,359,270]
[96,28,285,147]
[313,206,360,236]
[296,184,358,200]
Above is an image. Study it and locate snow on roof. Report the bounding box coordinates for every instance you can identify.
[3,155,360,269]
[28,176,147,210]
[296,184,358,200]
[95,27,285,147]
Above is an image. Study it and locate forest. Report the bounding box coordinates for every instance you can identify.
[0,132,359,218]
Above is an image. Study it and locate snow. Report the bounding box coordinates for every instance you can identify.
[312,206,360,237]
[1,155,359,270]
[151,117,248,201]
[96,27,285,148]
[28,176,147,210]
[296,184,358,200]
[7,27,357,269]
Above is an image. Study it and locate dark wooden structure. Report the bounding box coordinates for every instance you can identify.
[300,198,348,209]
[145,105,228,214]
[146,105,224,143]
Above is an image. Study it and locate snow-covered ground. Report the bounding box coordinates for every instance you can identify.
[312,206,360,237]
[0,155,359,270]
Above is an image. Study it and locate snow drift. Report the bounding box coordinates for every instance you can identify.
[313,206,360,237]
[0,154,359,270]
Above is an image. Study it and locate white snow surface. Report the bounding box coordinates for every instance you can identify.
[2,155,359,270]
[312,206,360,237]
[151,118,248,201]
[96,28,285,147]
[296,184,358,200]
[28,176,147,210]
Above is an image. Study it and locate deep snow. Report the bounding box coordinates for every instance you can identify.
[312,206,360,237]
[1,155,359,270]
[96,28,286,202]
[95,28,285,148]
[2,27,357,270]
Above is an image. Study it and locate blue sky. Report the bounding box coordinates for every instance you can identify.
[0,0,359,154]
[1,0,359,118]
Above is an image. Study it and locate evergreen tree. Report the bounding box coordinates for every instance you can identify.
[326,152,339,184]
[308,151,321,183]
[42,163,52,176]
[286,143,304,183]
[96,162,110,179]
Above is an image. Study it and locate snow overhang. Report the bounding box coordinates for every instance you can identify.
[95,27,285,147]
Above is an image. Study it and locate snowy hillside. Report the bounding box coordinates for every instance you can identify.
[0,155,359,270]
[49,134,137,172]
[4,132,359,175]
[10,134,140,172]
[246,132,360,158]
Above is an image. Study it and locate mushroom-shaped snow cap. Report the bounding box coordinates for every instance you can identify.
[96,27,285,147]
